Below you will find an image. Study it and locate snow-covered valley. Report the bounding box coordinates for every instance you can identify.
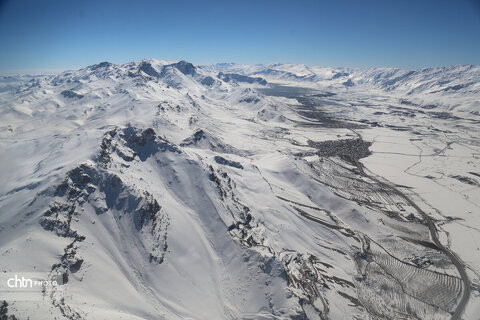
[0,59,479,319]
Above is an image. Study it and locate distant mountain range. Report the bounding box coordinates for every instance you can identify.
[0,59,479,319]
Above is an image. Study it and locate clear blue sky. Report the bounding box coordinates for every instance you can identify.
[1,0,480,70]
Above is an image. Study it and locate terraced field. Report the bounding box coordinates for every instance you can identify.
[356,240,463,319]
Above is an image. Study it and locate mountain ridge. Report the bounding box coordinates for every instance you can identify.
[0,58,479,319]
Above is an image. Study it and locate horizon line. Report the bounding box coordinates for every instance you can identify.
[1,59,478,76]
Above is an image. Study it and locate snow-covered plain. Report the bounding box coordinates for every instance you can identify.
[0,60,479,319]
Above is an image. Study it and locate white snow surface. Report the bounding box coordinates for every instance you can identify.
[0,59,479,319]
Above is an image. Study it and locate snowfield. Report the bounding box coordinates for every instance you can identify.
[0,59,479,319]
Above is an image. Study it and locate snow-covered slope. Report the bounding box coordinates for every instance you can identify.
[210,63,480,113]
[1,59,479,319]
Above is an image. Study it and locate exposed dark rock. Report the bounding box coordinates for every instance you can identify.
[239,96,260,103]
[427,111,460,120]
[170,60,196,76]
[191,129,207,143]
[0,301,17,320]
[450,175,479,186]
[43,125,171,280]
[381,71,415,88]
[331,72,349,79]
[214,156,243,169]
[431,82,473,93]
[89,61,112,70]
[100,127,180,165]
[180,129,210,147]
[469,172,480,178]
[133,192,162,231]
[180,129,238,154]
[200,76,216,86]
[123,127,180,160]
[69,259,83,273]
[421,104,438,109]
[61,90,84,99]
[138,61,161,78]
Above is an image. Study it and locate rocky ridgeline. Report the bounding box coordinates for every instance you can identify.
[42,127,172,277]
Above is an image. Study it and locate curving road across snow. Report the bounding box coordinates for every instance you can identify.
[350,129,471,320]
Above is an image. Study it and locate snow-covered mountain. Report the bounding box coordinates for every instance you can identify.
[1,59,479,319]
[207,63,480,112]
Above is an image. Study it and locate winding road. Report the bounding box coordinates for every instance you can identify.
[266,89,471,319]
[350,129,471,320]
